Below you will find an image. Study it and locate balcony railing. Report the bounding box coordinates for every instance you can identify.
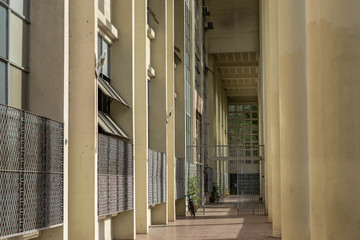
[175,158,185,200]
[148,149,166,205]
[0,104,64,238]
[98,134,134,216]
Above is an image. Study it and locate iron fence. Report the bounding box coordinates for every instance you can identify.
[0,104,64,238]
[148,149,166,205]
[98,134,134,216]
[175,158,185,200]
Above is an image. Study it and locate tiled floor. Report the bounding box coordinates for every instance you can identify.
[136,196,278,240]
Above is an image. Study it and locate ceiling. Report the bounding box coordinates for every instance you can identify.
[213,52,259,98]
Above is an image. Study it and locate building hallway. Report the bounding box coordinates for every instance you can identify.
[136,196,275,240]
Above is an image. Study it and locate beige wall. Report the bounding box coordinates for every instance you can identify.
[29,0,66,122]
[207,0,259,54]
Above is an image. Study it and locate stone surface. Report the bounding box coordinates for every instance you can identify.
[136,196,278,240]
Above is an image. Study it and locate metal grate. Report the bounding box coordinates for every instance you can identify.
[175,158,185,200]
[0,104,64,238]
[188,145,265,215]
[148,149,167,205]
[98,134,134,216]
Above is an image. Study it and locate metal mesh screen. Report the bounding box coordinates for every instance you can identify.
[189,145,265,215]
[98,134,134,217]
[175,158,185,200]
[148,149,166,205]
[0,104,64,238]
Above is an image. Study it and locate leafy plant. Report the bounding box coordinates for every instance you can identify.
[210,182,221,203]
[187,176,200,206]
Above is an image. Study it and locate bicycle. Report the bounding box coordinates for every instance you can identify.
[185,194,196,217]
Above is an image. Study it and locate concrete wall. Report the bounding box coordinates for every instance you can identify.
[207,0,259,54]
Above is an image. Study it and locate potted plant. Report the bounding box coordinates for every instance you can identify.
[210,182,220,203]
[187,176,200,212]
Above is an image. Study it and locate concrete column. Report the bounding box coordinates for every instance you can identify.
[278,0,310,240]
[174,0,186,217]
[306,1,360,239]
[148,0,168,226]
[111,0,136,238]
[166,0,176,222]
[268,0,281,237]
[134,0,149,234]
[68,0,98,239]
[261,0,272,220]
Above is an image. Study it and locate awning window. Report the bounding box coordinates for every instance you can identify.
[98,111,129,139]
[98,77,129,107]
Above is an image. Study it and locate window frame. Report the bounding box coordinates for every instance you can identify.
[0,0,30,109]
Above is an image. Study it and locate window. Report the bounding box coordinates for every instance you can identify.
[0,0,30,109]
[228,103,259,156]
[97,35,129,139]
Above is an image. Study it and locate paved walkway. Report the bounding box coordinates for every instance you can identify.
[137,196,278,240]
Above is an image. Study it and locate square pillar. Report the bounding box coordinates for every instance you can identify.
[68,0,98,239]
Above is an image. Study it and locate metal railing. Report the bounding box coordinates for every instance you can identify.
[0,104,64,238]
[175,158,185,200]
[148,149,166,205]
[98,134,134,216]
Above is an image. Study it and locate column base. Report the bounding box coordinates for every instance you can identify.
[151,202,168,225]
[113,210,136,240]
[176,198,186,216]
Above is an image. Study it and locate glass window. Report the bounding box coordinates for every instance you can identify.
[236,105,243,111]
[245,112,251,119]
[244,105,251,111]
[236,113,243,119]
[228,128,235,135]
[228,105,235,111]
[252,112,258,119]
[0,6,7,58]
[0,0,9,4]
[98,36,110,77]
[0,61,6,104]
[252,105,258,111]
[9,12,28,67]
[9,0,28,18]
[9,66,26,109]
[229,113,235,119]
[252,127,258,134]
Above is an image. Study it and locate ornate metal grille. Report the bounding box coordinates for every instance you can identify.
[98,134,134,216]
[148,149,166,205]
[175,158,185,200]
[0,104,64,238]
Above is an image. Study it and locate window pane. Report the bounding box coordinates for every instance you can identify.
[9,66,26,109]
[244,105,251,111]
[0,61,6,104]
[236,105,243,111]
[9,0,28,17]
[9,13,28,67]
[0,6,6,58]
[228,105,235,111]
[0,0,9,4]
[102,39,110,77]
